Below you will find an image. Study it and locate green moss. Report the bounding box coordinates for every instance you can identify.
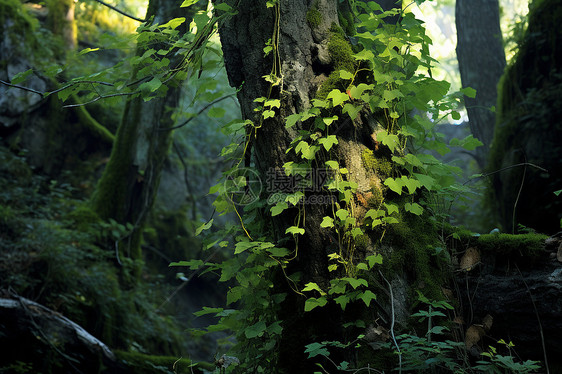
[384,213,447,301]
[115,351,215,373]
[66,203,101,232]
[362,149,392,176]
[337,0,356,36]
[367,184,384,208]
[306,6,322,29]
[316,26,357,99]
[71,94,115,144]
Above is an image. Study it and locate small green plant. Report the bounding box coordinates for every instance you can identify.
[474,340,541,374]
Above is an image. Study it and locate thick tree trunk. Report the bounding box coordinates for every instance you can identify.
[217,1,412,371]
[455,0,506,169]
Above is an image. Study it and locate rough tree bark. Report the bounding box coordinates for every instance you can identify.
[455,0,506,169]
[217,1,430,371]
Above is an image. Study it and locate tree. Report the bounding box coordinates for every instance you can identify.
[211,1,463,371]
[455,0,506,169]
[90,0,209,269]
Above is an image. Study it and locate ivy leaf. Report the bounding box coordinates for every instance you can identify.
[265,99,281,108]
[320,216,334,228]
[401,176,421,194]
[339,70,354,80]
[234,241,256,254]
[304,343,329,359]
[286,226,305,235]
[139,76,162,94]
[327,89,349,106]
[195,219,213,235]
[343,277,368,289]
[160,17,186,29]
[262,109,275,119]
[413,173,436,191]
[318,135,338,151]
[322,116,338,126]
[335,209,349,221]
[366,254,383,269]
[180,0,198,7]
[384,203,399,215]
[461,86,477,98]
[271,201,288,216]
[377,130,400,152]
[358,290,377,307]
[334,295,350,310]
[304,296,328,311]
[208,107,225,118]
[404,202,423,215]
[325,160,339,169]
[267,247,290,257]
[450,135,483,151]
[302,282,325,294]
[384,177,404,195]
[245,320,267,339]
[343,103,361,120]
[285,113,302,128]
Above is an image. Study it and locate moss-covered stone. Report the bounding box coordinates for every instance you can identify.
[115,351,215,373]
[362,148,392,176]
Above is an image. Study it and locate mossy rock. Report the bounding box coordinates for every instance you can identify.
[115,351,215,374]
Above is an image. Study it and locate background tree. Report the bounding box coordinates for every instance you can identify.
[488,0,562,233]
[456,0,506,169]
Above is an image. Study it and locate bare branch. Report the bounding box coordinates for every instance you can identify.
[161,94,237,131]
[93,0,146,23]
[0,79,44,96]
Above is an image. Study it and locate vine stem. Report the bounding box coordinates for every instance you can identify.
[379,270,401,374]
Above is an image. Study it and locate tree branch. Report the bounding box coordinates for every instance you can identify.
[92,0,146,23]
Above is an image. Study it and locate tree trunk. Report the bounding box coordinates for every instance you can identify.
[217,1,436,371]
[455,0,506,169]
[90,0,201,266]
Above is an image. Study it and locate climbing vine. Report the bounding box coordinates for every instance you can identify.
[177,1,489,372]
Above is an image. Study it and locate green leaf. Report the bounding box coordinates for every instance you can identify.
[285,113,302,128]
[193,306,223,317]
[449,135,483,151]
[343,103,361,120]
[358,290,377,307]
[180,0,198,7]
[265,99,281,108]
[139,77,162,94]
[318,135,338,151]
[208,107,225,118]
[334,295,350,310]
[335,209,349,221]
[322,116,338,126]
[271,201,288,216]
[267,247,290,257]
[160,17,186,29]
[377,130,400,152]
[245,320,267,338]
[327,89,349,106]
[402,176,421,194]
[286,226,305,235]
[262,109,275,119]
[78,47,99,56]
[554,189,562,197]
[413,173,436,191]
[304,342,330,359]
[366,254,383,268]
[343,277,368,289]
[339,70,354,80]
[384,177,404,195]
[404,202,423,215]
[304,296,328,311]
[325,160,339,169]
[461,86,477,98]
[195,219,213,235]
[302,282,325,294]
[234,241,256,254]
[320,216,334,228]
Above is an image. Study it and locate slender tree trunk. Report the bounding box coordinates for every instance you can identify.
[91,0,201,266]
[455,0,506,169]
